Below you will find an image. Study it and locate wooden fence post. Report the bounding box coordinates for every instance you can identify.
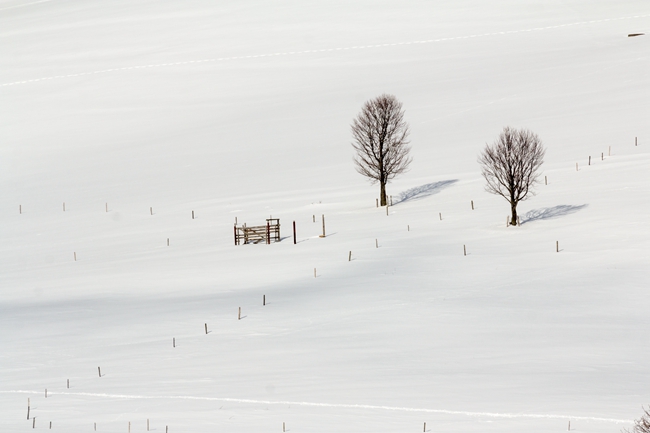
[293,221,296,244]
[266,222,270,244]
[320,215,326,237]
[463,245,466,256]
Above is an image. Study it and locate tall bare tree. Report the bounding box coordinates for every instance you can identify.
[478,126,545,226]
[351,94,411,206]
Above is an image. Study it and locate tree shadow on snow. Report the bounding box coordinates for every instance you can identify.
[394,180,458,204]
[521,204,588,224]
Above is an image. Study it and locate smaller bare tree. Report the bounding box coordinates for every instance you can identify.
[623,407,650,433]
[351,94,411,206]
[479,126,545,226]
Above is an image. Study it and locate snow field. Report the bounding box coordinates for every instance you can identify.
[2,1,650,432]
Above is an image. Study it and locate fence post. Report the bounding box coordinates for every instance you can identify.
[266,222,270,244]
[234,226,237,245]
[293,221,296,244]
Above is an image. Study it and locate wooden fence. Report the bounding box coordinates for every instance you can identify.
[234,218,280,245]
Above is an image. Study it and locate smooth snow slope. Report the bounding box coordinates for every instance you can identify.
[1,1,649,432]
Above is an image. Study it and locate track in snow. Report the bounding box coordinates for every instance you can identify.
[0,390,631,424]
[1,14,648,88]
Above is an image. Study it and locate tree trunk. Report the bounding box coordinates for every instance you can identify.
[510,201,518,226]
[380,181,387,206]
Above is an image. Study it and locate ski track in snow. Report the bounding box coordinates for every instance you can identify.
[0,390,631,424]
[1,14,648,88]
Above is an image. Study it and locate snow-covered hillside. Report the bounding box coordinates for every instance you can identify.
[1,1,649,431]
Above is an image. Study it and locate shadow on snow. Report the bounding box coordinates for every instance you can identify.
[521,204,588,224]
[394,180,458,204]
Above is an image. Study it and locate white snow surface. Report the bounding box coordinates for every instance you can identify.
[1,1,650,432]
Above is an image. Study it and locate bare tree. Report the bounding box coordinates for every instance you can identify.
[478,127,545,226]
[623,407,650,433]
[351,94,411,206]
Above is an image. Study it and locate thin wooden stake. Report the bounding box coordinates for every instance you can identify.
[95,422,97,431]
[173,338,175,347]
[204,323,208,334]
[390,195,393,206]
[74,252,77,261]
[167,238,170,246]
[556,241,559,253]
[63,202,66,211]
[506,216,509,227]
[27,406,30,420]
[50,421,52,429]
[293,221,296,244]
[67,379,69,388]
[463,245,466,256]
[635,136,638,146]
[19,204,22,214]
[235,217,238,225]
[424,422,427,432]
[166,426,168,433]
[568,420,571,430]
[375,239,378,248]
[147,418,150,431]
[601,152,603,161]
[589,155,591,166]
[150,207,153,215]
[348,251,352,261]
[471,200,474,210]
[129,421,131,432]
[545,175,547,185]
[312,214,315,223]
[439,212,442,221]
[608,145,611,156]
[320,214,326,237]
[263,295,266,306]
[45,388,47,398]
[238,307,241,320]
[283,422,286,432]
[314,268,316,278]
[98,366,101,377]
[386,204,388,216]
[576,162,578,171]
[105,203,108,212]
[408,225,410,231]
[33,417,35,428]
[192,210,194,219]
[376,198,378,208]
